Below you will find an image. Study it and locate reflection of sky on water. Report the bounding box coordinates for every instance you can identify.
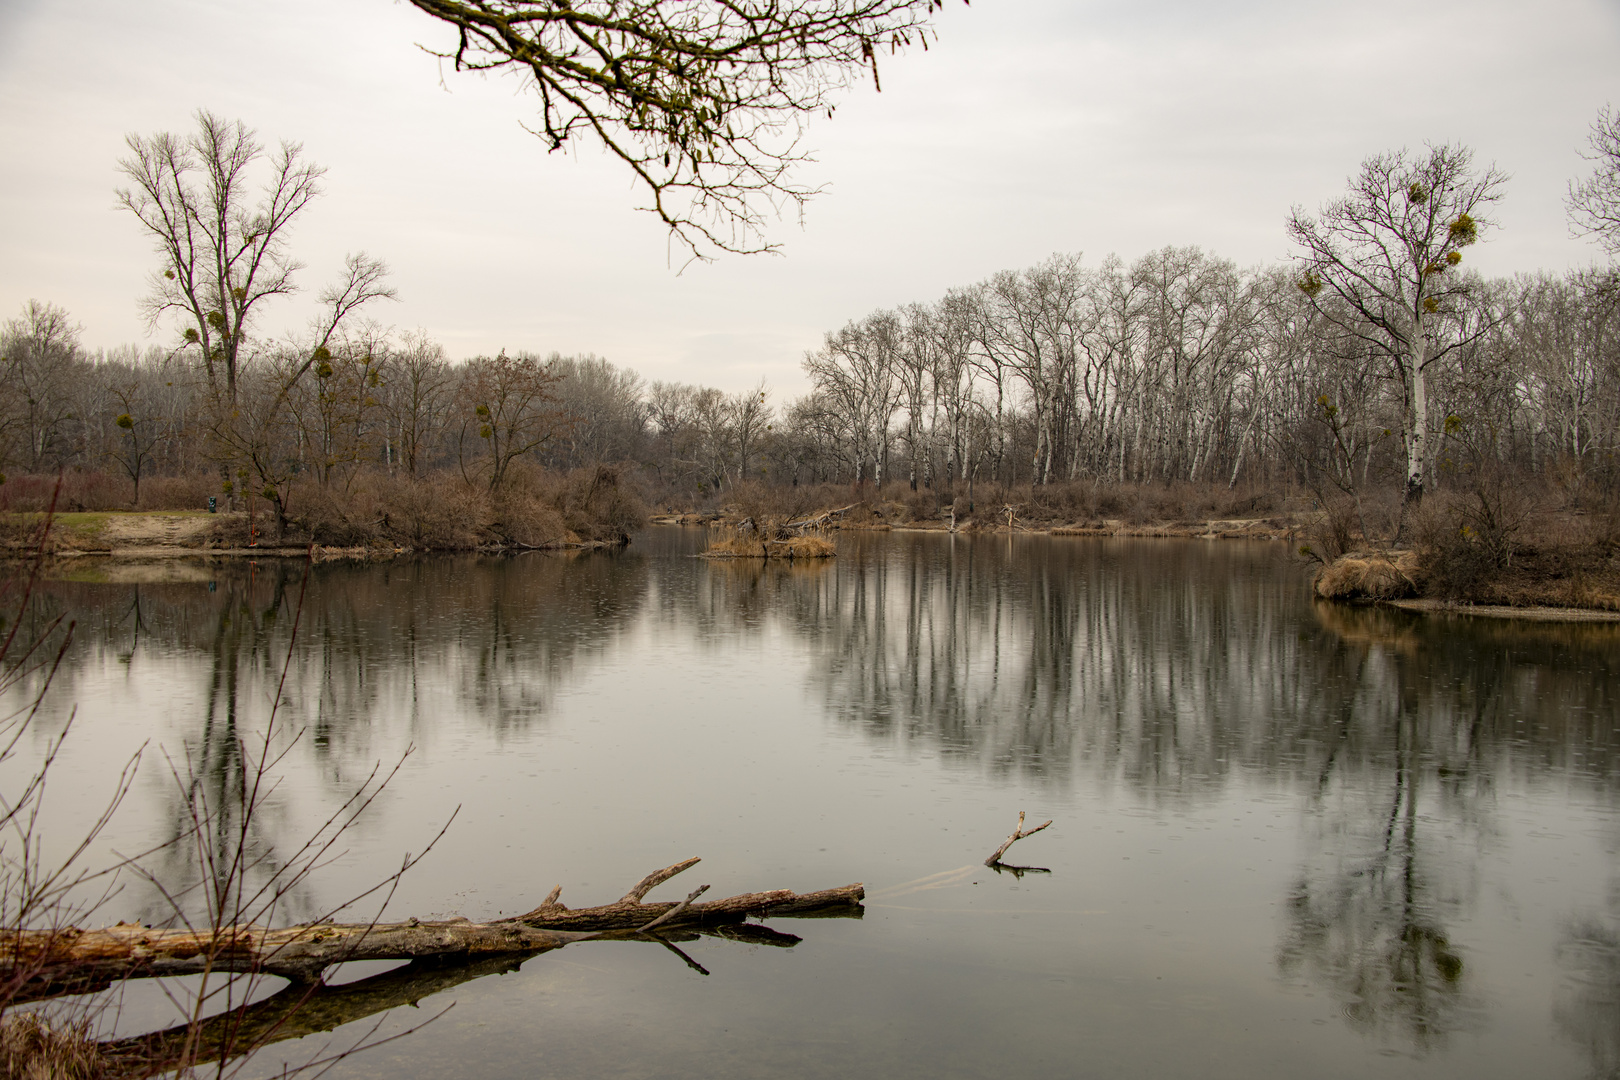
[5,528,1620,1079]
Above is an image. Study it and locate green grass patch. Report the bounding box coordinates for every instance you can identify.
[20,512,113,544]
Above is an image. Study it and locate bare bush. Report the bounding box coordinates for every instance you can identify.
[1298,496,1362,565]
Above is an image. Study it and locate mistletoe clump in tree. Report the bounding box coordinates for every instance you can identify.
[1287,143,1508,520]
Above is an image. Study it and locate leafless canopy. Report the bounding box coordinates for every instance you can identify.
[406,0,952,258]
[1568,105,1620,259]
[1286,143,1508,508]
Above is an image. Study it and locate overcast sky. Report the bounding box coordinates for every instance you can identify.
[1,0,1616,396]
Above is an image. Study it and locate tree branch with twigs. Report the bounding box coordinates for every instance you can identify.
[405,0,960,260]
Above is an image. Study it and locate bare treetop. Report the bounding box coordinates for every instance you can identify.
[406,0,955,259]
[1287,143,1508,513]
[1568,105,1620,259]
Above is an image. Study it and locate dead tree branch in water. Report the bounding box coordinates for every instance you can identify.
[1,858,863,1004]
[984,811,1051,868]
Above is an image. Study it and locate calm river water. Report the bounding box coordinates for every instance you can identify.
[7,527,1620,1078]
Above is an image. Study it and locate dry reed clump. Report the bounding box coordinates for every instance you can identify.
[0,1013,105,1080]
[705,533,767,557]
[703,522,835,559]
[771,535,836,558]
[1313,551,1421,602]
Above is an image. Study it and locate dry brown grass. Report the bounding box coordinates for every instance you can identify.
[528,463,647,544]
[0,1014,106,1080]
[1409,496,1620,609]
[703,527,835,559]
[704,534,766,557]
[771,535,836,558]
[1313,551,1421,602]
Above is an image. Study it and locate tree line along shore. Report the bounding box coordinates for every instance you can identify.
[3,119,1618,608]
[4,470,1617,617]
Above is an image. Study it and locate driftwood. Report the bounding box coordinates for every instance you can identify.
[984,811,1052,868]
[1,858,863,1004]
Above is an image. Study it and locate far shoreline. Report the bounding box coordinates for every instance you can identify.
[11,513,1619,624]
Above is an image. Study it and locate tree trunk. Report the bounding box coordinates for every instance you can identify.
[1405,362,1428,506]
[1,859,862,1004]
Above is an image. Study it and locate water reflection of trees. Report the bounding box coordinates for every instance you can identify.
[679,535,1620,800]
[24,550,650,737]
[12,535,1620,1056]
[1556,914,1620,1079]
[9,552,649,920]
[1281,604,1620,1050]
[683,535,1620,1055]
[691,535,1330,792]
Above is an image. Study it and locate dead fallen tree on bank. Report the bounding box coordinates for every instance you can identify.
[1,857,863,1004]
[783,505,859,530]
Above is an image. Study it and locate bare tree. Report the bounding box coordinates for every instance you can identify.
[455,351,564,490]
[118,112,395,522]
[0,302,86,474]
[1288,144,1507,517]
[729,381,772,483]
[547,355,648,468]
[804,313,900,485]
[117,111,324,403]
[385,331,455,475]
[405,0,956,258]
[104,350,187,506]
[1569,105,1620,259]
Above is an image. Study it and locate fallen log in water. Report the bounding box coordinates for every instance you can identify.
[1,858,863,1003]
[95,921,826,1079]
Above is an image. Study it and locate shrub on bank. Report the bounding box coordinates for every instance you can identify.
[663,478,1290,528]
[1309,489,1620,611]
[534,464,646,544]
[0,466,648,552]
[0,471,219,512]
[282,465,646,550]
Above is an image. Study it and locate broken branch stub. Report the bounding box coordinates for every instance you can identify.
[985,811,1053,867]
